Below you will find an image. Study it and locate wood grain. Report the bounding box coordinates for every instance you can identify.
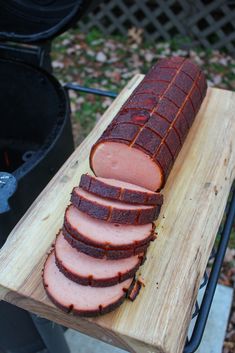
[0,75,234,353]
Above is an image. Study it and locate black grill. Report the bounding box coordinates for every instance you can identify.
[0,2,98,353]
[0,58,74,246]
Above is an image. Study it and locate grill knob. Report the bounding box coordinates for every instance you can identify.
[0,172,17,214]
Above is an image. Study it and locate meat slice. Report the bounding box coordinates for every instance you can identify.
[79,174,163,205]
[63,226,150,260]
[128,280,143,301]
[55,231,143,286]
[90,57,207,191]
[43,252,133,316]
[65,205,155,249]
[71,187,161,225]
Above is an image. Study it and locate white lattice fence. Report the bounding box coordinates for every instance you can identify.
[79,0,235,53]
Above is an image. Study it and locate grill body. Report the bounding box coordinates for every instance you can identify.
[0,2,100,352]
[0,58,74,247]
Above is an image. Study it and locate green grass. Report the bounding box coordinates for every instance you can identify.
[85,28,103,45]
[230,230,235,249]
[169,35,192,50]
[73,98,103,143]
[52,27,235,143]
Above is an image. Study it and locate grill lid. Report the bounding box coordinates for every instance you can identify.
[0,0,97,43]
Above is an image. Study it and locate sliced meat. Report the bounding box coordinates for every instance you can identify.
[71,187,161,225]
[65,204,156,251]
[80,174,163,206]
[43,251,133,317]
[90,57,207,191]
[128,280,143,301]
[55,231,143,287]
[63,227,151,260]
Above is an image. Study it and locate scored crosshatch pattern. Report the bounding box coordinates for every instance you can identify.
[90,57,207,188]
[79,0,235,53]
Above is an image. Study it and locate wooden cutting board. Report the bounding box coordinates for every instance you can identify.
[0,75,234,353]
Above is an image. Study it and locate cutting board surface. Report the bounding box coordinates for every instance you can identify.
[0,75,235,353]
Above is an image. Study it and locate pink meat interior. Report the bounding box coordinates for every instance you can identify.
[56,232,140,278]
[67,205,153,245]
[91,142,162,191]
[75,187,151,210]
[97,176,156,193]
[44,252,133,310]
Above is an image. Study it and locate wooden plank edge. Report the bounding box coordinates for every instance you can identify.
[1,287,163,353]
[0,285,9,301]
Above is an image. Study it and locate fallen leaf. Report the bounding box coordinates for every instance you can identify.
[231,312,235,325]
[145,51,155,62]
[224,248,235,263]
[96,51,107,62]
[128,27,144,45]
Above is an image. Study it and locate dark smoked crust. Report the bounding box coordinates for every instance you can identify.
[128,280,143,301]
[55,251,142,287]
[43,253,141,316]
[71,188,161,225]
[43,276,128,317]
[79,174,163,206]
[43,252,135,317]
[63,227,151,260]
[64,205,156,250]
[90,57,207,190]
